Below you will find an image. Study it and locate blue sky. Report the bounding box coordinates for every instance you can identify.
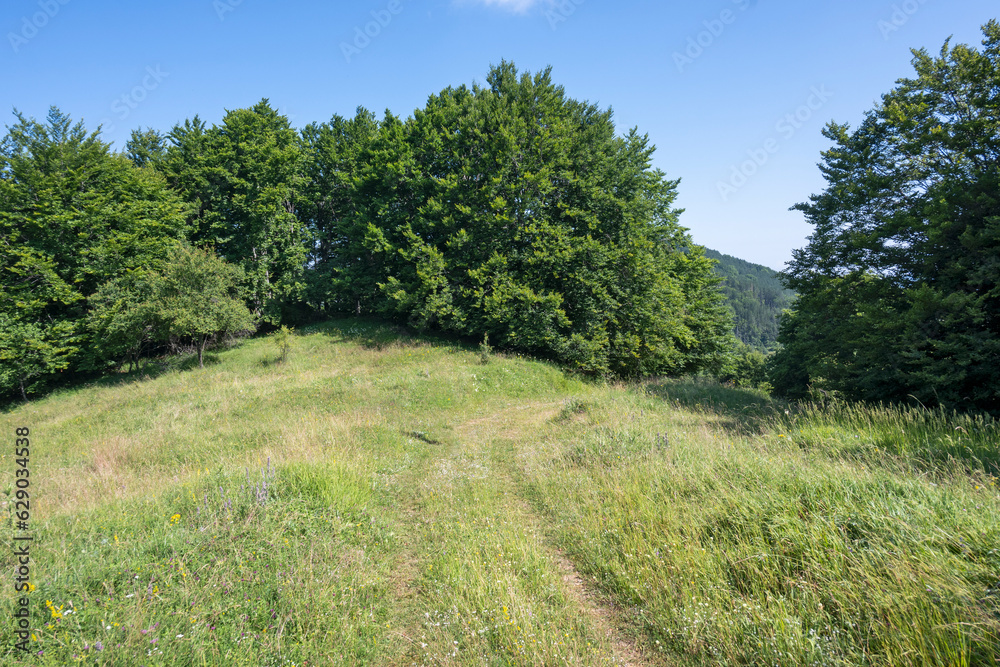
[3,0,997,270]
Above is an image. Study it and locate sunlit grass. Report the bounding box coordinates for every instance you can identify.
[1,320,997,665]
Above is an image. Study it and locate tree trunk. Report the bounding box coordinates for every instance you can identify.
[198,336,207,368]
[19,378,28,402]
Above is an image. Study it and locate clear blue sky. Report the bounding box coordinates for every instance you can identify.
[3,0,996,270]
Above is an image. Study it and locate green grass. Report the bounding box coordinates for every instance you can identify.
[1,319,997,665]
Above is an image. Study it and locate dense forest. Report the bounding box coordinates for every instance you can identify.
[0,62,735,401]
[3,22,999,416]
[704,248,794,351]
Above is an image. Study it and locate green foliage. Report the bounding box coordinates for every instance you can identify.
[0,313,77,401]
[705,249,794,350]
[85,247,257,373]
[124,126,166,169]
[3,69,743,394]
[299,108,381,315]
[159,100,309,323]
[775,21,1000,414]
[87,270,161,372]
[153,244,256,368]
[719,342,771,390]
[349,62,733,377]
[0,107,188,398]
[478,332,493,365]
[273,325,293,363]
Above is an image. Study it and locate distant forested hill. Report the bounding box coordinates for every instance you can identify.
[705,249,794,350]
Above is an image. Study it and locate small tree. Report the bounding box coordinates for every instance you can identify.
[273,325,293,364]
[0,314,77,401]
[87,270,160,372]
[153,244,256,368]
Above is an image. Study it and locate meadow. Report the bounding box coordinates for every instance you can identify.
[1,320,997,666]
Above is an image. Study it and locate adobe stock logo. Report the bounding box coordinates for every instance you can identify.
[545,0,585,31]
[98,66,170,134]
[717,85,833,202]
[341,0,405,64]
[8,0,71,54]
[214,0,244,21]
[877,0,930,40]
[673,0,757,73]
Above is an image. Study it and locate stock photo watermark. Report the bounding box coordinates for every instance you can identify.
[877,0,930,40]
[717,85,833,202]
[545,0,585,31]
[673,0,757,73]
[98,66,169,134]
[341,0,405,64]
[7,0,70,53]
[214,0,244,21]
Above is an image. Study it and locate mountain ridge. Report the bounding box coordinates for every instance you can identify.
[704,248,795,350]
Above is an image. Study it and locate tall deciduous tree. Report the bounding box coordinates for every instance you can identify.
[365,62,733,376]
[0,107,188,398]
[299,108,381,314]
[160,101,309,323]
[773,22,1000,414]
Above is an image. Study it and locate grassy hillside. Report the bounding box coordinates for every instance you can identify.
[1,321,998,666]
[706,249,795,350]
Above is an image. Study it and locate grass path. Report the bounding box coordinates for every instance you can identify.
[379,400,653,665]
[1,320,997,666]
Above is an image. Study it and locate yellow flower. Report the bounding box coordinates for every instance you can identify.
[170,514,181,524]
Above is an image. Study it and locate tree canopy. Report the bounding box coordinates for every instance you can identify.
[772,21,1000,414]
[0,107,188,398]
[158,100,309,323]
[357,63,733,376]
[2,64,737,399]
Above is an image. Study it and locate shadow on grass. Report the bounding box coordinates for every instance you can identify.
[643,377,1000,475]
[643,376,787,437]
[303,317,492,355]
[0,351,224,413]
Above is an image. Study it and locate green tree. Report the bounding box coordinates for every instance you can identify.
[774,22,1000,414]
[87,270,161,372]
[159,101,309,323]
[361,62,733,376]
[124,127,167,169]
[0,313,77,401]
[152,244,256,368]
[0,107,188,397]
[299,108,381,314]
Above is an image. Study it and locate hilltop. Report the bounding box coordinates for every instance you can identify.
[1,320,996,665]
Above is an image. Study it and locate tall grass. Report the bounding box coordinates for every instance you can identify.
[519,379,1000,665]
[1,321,997,665]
